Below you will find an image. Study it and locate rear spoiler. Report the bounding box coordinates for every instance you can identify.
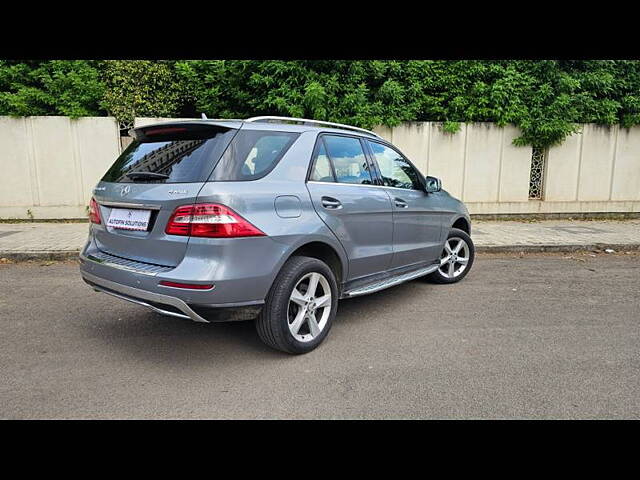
[130,120,242,142]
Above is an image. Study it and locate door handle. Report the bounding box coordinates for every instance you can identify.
[394,198,409,208]
[321,197,343,209]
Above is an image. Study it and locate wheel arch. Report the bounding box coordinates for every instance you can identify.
[286,241,346,286]
[451,216,471,235]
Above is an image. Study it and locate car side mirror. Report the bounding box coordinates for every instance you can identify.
[425,176,442,193]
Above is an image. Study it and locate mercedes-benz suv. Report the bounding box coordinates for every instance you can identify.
[80,116,474,354]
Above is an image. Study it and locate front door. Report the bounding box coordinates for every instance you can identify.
[365,140,443,269]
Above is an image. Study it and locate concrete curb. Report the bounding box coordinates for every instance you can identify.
[2,243,640,262]
[0,251,81,262]
[475,243,640,253]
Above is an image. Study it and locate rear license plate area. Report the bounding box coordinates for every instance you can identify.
[106,208,152,231]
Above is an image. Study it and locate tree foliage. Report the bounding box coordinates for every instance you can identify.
[102,60,185,123]
[0,60,104,117]
[2,60,640,147]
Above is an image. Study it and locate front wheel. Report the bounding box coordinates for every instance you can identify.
[426,228,475,284]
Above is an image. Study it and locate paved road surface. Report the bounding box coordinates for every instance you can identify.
[1,253,638,419]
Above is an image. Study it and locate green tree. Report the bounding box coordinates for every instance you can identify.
[101,60,185,123]
[173,60,640,147]
[2,59,640,148]
[0,60,105,117]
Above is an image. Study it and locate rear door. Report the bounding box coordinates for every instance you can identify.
[91,123,237,266]
[306,134,393,281]
[365,140,443,268]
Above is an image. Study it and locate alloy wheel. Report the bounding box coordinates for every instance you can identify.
[287,272,332,343]
[438,237,470,279]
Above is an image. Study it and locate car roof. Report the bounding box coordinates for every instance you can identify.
[133,118,383,140]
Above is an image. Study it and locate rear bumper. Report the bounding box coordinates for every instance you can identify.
[78,228,277,322]
[81,268,263,323]
[80,225,287,304]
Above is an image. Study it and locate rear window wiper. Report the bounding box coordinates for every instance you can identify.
[125,171,170,180]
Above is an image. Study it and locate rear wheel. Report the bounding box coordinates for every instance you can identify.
[256,256,338,354]
[426,228,474,284]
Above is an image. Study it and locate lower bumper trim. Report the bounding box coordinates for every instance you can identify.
[82,271,210,323]
[90,282,196,321]
[81,270,264,323]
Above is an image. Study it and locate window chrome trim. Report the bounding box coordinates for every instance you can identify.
[307,180,424,193]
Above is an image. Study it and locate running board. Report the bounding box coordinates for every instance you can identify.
[342,264,439,298]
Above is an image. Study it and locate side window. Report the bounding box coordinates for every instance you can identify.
[209,130,299,181]
[367,141,422,190]
[323,135,373,185]
[240,134,292,176]
[309,141,335,182]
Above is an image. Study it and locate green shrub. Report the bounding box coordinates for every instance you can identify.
[0,60,105,117]
[2,60,640,148]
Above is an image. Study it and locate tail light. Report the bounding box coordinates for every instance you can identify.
[165,203,266,238]
[89,197,101,224]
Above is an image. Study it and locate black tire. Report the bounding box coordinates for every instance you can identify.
[426,228,475,284]
[256,256,338,354]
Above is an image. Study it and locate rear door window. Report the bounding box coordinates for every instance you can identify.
[102,127,236,183]
[322,135,373,185]
[309,141,336,182]
[209,130,299,181]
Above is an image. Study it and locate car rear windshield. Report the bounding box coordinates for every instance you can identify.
[209,130,300,181]
[101,126,237,184]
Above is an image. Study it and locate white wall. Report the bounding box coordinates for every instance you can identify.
[374,122,640,215]
[1,117,639,219]
[612,126,640,201]
[373,123,534,203]
[0,116,120,219]
[544,124,640,204]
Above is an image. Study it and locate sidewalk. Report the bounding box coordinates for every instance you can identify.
[1,219,639,260]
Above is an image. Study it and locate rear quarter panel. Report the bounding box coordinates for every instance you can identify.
[188,131,349,303]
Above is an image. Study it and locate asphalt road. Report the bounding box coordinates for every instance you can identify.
[1,252,639,419]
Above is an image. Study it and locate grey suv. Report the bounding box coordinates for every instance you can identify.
[80,116,474,354]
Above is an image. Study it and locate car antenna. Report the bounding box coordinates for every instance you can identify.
[201,113,208,119]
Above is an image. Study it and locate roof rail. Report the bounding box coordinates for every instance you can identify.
[245,116,382,139]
